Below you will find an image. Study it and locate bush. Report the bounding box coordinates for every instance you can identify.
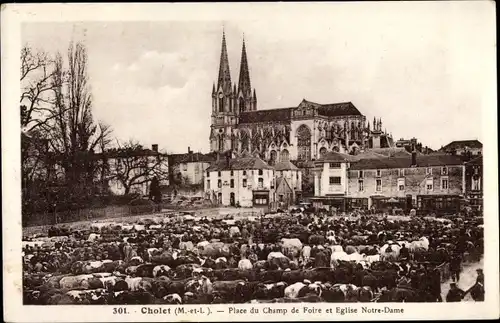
[129,198,155,206]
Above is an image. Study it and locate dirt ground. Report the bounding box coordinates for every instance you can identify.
[22,206,265,237]
[441,257,484,302]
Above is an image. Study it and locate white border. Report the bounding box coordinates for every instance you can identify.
[2,2,499,322]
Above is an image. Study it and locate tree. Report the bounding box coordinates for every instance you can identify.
[20,45,58,132]
[43,42,112,199]
[109,140,169,195]
[149,176,162,204]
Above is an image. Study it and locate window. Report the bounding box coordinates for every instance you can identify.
[230,179,234,188]
[243,170,246,176]
[329,162,341,168]
[426,168,432,175]
[441,167,448,175]
[218,179,222,188]
[472,175,480,190]
[376,170,381,177]
[218,171,221,177]
[255,198,267,205]
[359,170,364,178]
[358,180,364,191]
[426,178,433,191]
[207,180,210,188]
[398,178,405,191]
[376,179,382,191]
[258,178,264,188]
[243,179,247,187]
[183,163,188,171]
[230,170,234,176]
[474,167,478,175]
[329,176,341,185]
[398,169,405,177]
[441,177,448,190]
[206,171,210,177]
[258,169,263,175]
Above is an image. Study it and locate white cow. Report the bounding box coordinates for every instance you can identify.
[284,282,306,299]
[125,277,143,291]
[153,265,171,278]
[238,259,253,270]
[267,252,287,261]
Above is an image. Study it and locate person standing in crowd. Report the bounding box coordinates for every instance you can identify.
[400,243,410,260]
[446,282,465,302]
[449,252,462,282]
[468,268,485,302]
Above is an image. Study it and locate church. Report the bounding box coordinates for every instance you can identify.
[209,31,394,165]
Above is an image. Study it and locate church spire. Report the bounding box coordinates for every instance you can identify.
[217,30,232,94]
[238,35,252,96]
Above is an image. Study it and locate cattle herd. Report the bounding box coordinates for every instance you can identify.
[22,210,484,305]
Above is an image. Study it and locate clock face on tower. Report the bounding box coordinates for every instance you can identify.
[218,93,223,99]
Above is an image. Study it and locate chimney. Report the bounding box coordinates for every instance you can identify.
[411,144,417,166]
[152,144,158,152]
[188,146,192,154]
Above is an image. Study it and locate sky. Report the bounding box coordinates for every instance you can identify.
[21,2,495,154]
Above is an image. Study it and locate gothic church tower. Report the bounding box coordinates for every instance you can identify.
[236,36,257,113]
[210,31,239,153]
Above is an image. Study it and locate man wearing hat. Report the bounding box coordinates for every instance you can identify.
[475,268,484,285]
[469,269,485,301]
[446,282,465,302]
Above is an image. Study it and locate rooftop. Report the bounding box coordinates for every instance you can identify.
[206,155,273,172]
[349,154,465,170]
[274,160,299,171]
[441,140,483,151]
[238,99,362,124]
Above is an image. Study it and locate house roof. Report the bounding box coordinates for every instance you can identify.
[349,154,465,170]
[276,176,293,192]
[466,156,483,166]
[368,148,412,158]
[274,160,299,171]
[441,140,483,151]
[101,148,166,159]
[169,152,216,164]
[206,155,273,171]
[318,151,358,162]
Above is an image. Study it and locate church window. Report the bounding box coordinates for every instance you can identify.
[319,147,327,158]
[239,98,245,113]
[219,97,224,113]
[297,124,312,161]
[270,150,277,166]
[241,132,250,152]
[280,149,290,162]
[218,136,224,152]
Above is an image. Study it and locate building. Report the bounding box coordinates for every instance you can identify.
[204,152,303,209]
[105,144,169,196]
[208,31,394,164]
[310,152,358,210]
[440,139,483,157]
[168,148,216,185]
[273,161,303,208]
[205,153,276,208]
[465,156,483,211]
[312,149,466,214]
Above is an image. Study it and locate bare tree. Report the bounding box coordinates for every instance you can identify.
[36,41,112,206]
[109,140,169,195]
[20,45,58,132]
